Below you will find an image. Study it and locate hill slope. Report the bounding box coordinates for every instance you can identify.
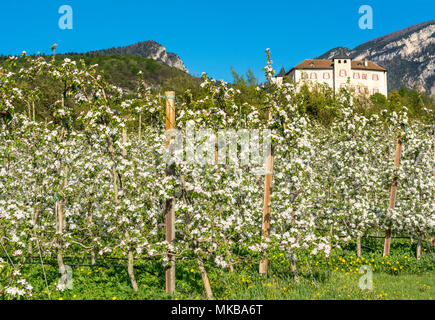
[61,53,199,93]
[88,41,188,73]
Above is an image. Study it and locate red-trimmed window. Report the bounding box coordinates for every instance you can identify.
[301,72,308,79]
[323,72,330,79]
[373,87,379,94]
[372,74,379,81]
[362,73,367,80]
[364,87,369,94]
[310,72,317,79]
[339,69,347,77]
[353,72,360,79]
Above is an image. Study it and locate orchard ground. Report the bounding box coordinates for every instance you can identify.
[5,238,434,300]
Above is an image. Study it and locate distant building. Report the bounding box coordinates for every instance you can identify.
[274,67,286,85]
[283,51,388,96]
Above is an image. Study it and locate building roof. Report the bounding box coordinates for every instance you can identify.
[286,59,386,74]
[276,66,286,77]
[288,59,333,71]
[332,49,351,59]
[351,60,386,71]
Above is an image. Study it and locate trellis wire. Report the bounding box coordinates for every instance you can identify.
[2,257,195,298]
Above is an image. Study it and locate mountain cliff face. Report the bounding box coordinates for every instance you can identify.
[89,40,189,73]
[317,21,435,94]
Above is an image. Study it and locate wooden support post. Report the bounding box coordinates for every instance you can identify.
[260,109,273,275]
[383,125,403,257]
[165,91,176,294]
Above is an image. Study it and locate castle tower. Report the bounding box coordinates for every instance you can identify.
[332,50,352,93]
[275,66,286,85]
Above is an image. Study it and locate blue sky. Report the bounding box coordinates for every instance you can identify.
[0,0,433,82]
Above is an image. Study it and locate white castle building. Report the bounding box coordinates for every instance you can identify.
[282,51,388,96]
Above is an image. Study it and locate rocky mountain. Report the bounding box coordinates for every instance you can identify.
[89,40,189,73]
[317,21,435,94]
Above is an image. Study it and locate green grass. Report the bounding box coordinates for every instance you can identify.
[214,269,434,300]
[8,260,433,300]
[2,238,434,300]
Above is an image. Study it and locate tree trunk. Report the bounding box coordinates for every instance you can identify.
[383,229,392,257]
[260,110,273,275]
[90,250,96,265]
[56,111,67,280]
[27,239,33,261]
[416,234,422,260]
[27,101,31,120]
[87,200,96,265]
[384,126,403,257]
[119,129,138,291]
[56,197,66,280]
[228,258,234,273]
[357,235,362,257]
[125,231,138,291]
[56,153,68,278]
[27,206,39,262]
[197,259,214,300]
[138,114,142,141]
[289,252,299,283]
